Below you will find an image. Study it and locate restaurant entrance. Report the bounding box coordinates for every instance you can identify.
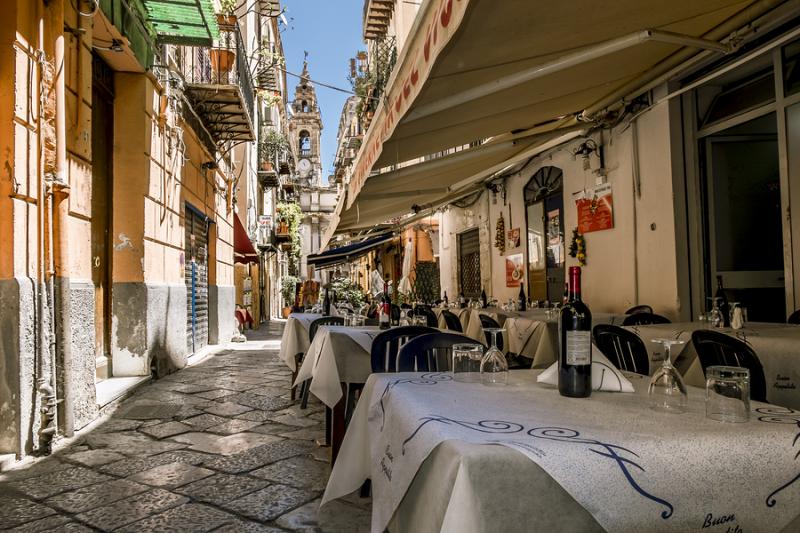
[701,113,785,322]
[524,167,565,303]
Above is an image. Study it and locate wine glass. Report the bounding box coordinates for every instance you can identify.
[480,328,508,386]
[648,338,687,413]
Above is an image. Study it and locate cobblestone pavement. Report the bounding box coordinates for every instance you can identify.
[0,322,371,532]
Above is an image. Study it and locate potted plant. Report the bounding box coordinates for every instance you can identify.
[281,275,300,318]
[217,0,237,26]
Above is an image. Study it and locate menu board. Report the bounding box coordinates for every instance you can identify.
[575,183,614,233]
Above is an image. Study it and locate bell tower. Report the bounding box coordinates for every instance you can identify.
[289,57,323,186]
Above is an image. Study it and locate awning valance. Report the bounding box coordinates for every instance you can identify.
[141,0,220,46]
[234,214,258,264]
[308,233,396,268]
[346,0,778,208]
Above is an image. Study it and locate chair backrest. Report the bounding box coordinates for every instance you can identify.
[441,310,463,332]
[593,324,650,376]
[622,312,671,326]
[625,304,654,315]
[397,333,479,372]
[308,316,345,343]
[788,309,800,325]
[391,304,401,322]
[370,326,438,372]
[691,330,767,402]
[478,314,504,351]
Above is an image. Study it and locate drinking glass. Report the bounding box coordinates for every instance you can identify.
[707,297,723,328]
[412,315,427,327]
[648,338,688,413]
[351,315,366,327]
[705,366,750,422]
[480,328,508,386]
[452,343,484,383]
[399,309,410,327]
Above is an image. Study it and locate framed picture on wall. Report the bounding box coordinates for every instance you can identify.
[505,253,524,287]
[507,228,520,249]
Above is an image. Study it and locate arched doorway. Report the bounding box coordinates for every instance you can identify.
[524,166,564,303]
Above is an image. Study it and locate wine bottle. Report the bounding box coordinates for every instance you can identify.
[481,288,488,309]
[558,267,592,398]
[323,287,331,316]
[379,280,390,330]
[443,291,449,306]
[716,275,730,328]
[458,290,466,309]
[562,283,569,305]
[517,283,527,312]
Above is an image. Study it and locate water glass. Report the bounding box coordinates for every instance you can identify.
[452,343,484,382]
[412,315,427,327]
[706,366,750,423]
[351,315,365,327]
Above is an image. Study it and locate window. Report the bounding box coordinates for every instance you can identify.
[301,100,310,112]
[783,38,800,97]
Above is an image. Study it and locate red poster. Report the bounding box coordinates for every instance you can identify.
[505,253,523,287]
[576,184,614,233]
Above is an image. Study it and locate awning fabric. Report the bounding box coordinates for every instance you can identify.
[234,215,258,264]
[330,128,584,238]
[141,0,220,46]
[346,0,776,208]
[308,233,396,268]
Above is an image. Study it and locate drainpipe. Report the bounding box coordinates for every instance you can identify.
[50,0,74,438]
[631,120,641,307]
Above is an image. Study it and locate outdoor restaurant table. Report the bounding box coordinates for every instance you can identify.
[461,308,626,367]
[625,321,800,409]
[278,312,322,371]
[323,370,800,533]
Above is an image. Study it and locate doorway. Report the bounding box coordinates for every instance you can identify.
[457,228,481,299]
[185,205,210,353]
[91,54,114,381]
[701,113,784,321]
[524,167,564,303]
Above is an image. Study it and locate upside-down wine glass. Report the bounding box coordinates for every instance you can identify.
[480,327,508,386]
[648,338,688,413]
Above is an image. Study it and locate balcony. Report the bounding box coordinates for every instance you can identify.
[179,25,255,144]
[363,0,394,41]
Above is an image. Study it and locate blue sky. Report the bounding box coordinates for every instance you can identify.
[280,0,365,183]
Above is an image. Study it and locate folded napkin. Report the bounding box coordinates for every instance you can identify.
[537,345,635,392]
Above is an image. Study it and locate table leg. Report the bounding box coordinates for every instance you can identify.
[325,406,332,446]
[331,383,348,464]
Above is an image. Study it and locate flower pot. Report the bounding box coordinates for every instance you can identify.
[216,14,237,27]
[210,49,235,79]
[281,306,292,318]
[261,161,274,172]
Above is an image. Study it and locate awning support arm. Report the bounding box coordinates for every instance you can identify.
[404,29,733,123]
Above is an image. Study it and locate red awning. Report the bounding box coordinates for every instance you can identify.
[234,214,259,264]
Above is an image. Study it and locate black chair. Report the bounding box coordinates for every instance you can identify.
[691,330,767,403]
[441,310,463,332]
[622,312,671,326]
[391,304,401,324]
[478,314,504,352]
[370,326,438,373]
[788,309,800,325]
[411,306,438,327]
[625,304,654,315]
[593,324,650,376]
[299,316,345,409]
[397,332,478,372]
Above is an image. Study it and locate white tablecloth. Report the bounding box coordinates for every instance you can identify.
[324,371,800,533]
[278,313,322,371]
[625,322,800,409]
[293,325,380,407]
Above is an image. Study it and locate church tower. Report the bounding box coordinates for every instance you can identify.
[289,59,323,186]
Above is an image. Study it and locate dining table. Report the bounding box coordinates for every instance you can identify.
[625,321,800,409]
[323,369,800,533]
[278,312,322,371]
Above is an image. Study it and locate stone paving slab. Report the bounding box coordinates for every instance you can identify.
[75,488,188,530]
[207,418,263,435]
[220,483,318,522]
[275,498,372,533]
[201,439,315,474]
[175,473,269,504]
[114,502,237,532]
[168,431,283,455]
[139,420,195,439]
[127,462,215,489]
[0,494,57,528]
[202,401,254,417]
[98,449,212,477]
[8,466,113,499]
[250,455,330,491]
[182,413,231,430]
[61,449,127,467]
[45,478,149,514]
[7,515,95,533]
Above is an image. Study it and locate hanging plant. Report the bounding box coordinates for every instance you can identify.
[494,213,506,254]
[568,227,586,266]
[277,202,302,276]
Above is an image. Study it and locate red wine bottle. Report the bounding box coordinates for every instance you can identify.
[558,267,592,398]
[379,280,390,330]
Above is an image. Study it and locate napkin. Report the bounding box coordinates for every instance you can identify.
[537,345,635,392]
[731,307,744,330]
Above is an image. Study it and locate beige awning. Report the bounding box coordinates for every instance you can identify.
[346,0,781,208]
[324,128,585,246]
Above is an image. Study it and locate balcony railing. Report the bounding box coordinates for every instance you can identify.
[178,25,255,144]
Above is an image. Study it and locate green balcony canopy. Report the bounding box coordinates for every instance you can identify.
[141,0,220,46]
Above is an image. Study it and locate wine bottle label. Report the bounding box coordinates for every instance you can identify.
[566,331,591,365]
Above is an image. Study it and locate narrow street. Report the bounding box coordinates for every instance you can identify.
[0,323,370,532]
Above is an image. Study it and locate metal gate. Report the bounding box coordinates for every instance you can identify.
[457,228,481,298]
[185,205,209,353]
